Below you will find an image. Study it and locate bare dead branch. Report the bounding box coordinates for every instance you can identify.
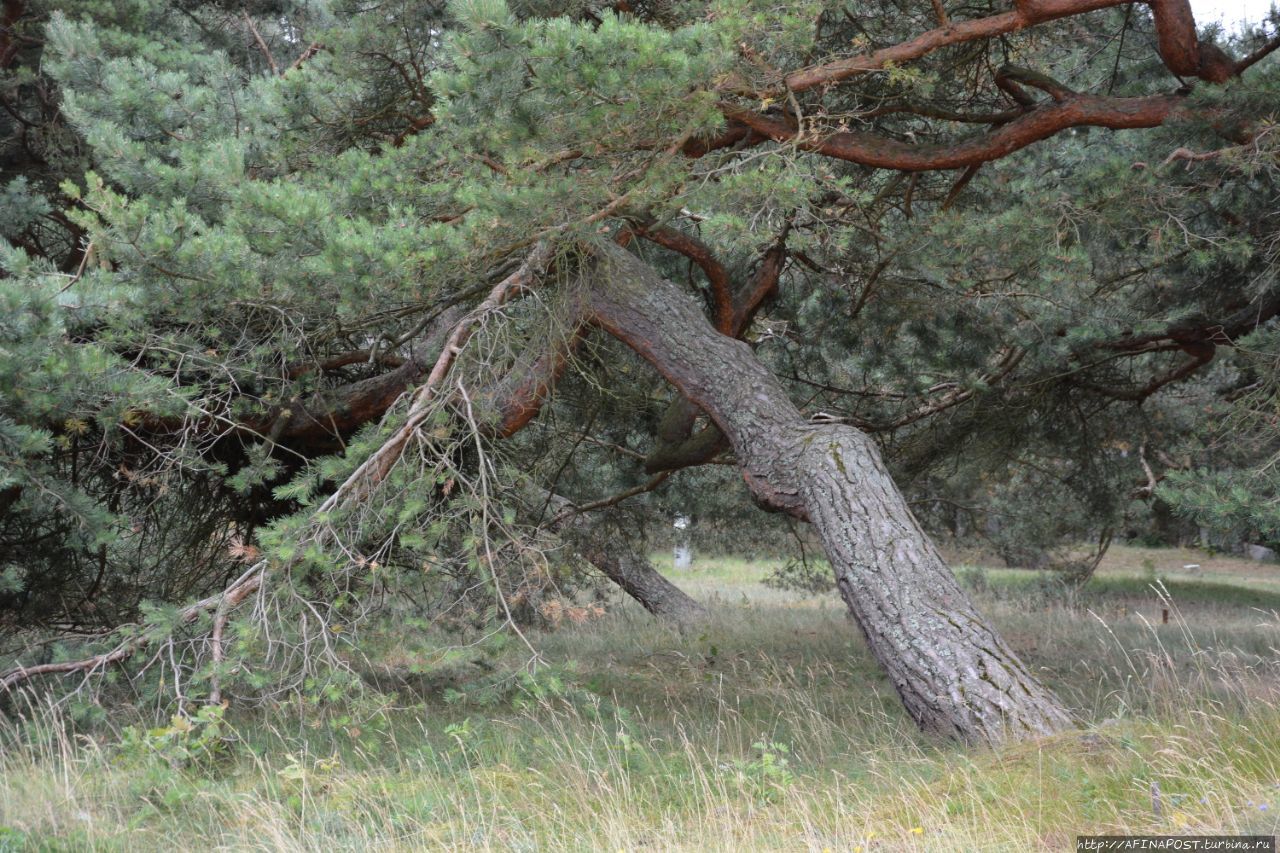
[313,244,554,510]
[1,565,263,693]
[242,11,278,76]
[288,41,326,73]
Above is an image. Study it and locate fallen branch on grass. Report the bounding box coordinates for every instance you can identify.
[0,564,263,692]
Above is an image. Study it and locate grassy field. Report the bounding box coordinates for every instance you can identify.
[2,545,1279,851]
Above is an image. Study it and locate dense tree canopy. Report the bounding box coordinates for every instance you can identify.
[1,0,1277,741]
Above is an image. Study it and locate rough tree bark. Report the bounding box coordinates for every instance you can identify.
[580,541,707,624]
[536,489,708,624]
[584,241,1071,742]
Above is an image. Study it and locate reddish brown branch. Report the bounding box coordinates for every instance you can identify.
[238,312,460,449]
[145,269,555,452]
[130,333,448,454]
[392,114,436,148]
[286,349,407,379]
[783,0,1235,93]
[679,123,764,157]
[723,93,1183,171]
[930,0,951,28]
[995,65,1077,102]
[784,0,1123,93]
[732,231,788,331]
[633,224,735,332]
[995,72,1039,108]
[854,103,1025,125]
[266,360,430,445]
[335,245,555,489]
[1161,146,1222,166]
[941,163,982,209]
[491,325,588,437]
[850,258,892,320]
[1149,0,1236,82]
[641,229,789,473]
[1086,345,1215,401]
[1098,291,1280,353]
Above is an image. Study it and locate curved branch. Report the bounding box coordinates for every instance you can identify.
[240,308,462,449]
[783,0,1235,93]
[1071,291,1280,401]
[1236,32,1280,75]
[784,0,1117,93]
[288,41,326,73]
[1148,0,1236,82]
[723,93,1183,172]
[631,223,734,331]
[643,415,728,472]
[580,241,1071,740]
[1081,345,1215,401]
[995,65,1077,102]
[730,232,788,332]
[489,324,588,437]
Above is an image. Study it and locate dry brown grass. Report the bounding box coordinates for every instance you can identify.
[0,548,1277,850]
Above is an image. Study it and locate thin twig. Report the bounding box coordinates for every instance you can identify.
[551,472,671,525]
[57,240,92,295]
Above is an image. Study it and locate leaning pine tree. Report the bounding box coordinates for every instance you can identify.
[1,0,1278,742]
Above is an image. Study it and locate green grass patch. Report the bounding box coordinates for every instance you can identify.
[2,548,1279,850]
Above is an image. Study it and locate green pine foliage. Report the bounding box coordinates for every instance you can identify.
[1,0,1278,708]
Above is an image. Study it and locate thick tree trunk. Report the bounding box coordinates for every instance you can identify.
[584,242,1071,742]
[537,490,707,624]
